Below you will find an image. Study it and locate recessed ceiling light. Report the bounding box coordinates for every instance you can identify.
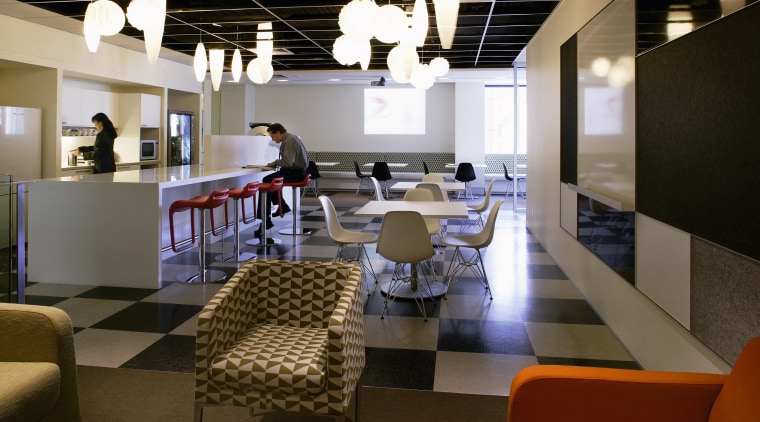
[328,78,341,82]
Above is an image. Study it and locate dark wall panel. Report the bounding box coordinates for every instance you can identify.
[636,3,760,261]
[560,34,577,185]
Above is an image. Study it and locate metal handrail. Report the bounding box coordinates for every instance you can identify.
[1,178,34,304]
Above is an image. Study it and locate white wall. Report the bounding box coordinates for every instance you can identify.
[525,0,730,373]
[253,84,456,153]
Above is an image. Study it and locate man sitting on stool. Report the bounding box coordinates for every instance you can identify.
[255,123,309,237]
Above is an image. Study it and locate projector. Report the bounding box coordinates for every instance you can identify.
[371,77,386,87]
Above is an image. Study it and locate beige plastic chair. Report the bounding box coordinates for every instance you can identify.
[403,188,442,248]
[319,195,378,295]
[369,176,385,201]
[421,173,445,183]
[416,182,448,202]
[376,210,437,320]
[416,182,449,237]
[466,179,496,231]
[440,199,504,300]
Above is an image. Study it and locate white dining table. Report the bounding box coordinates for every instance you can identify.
[445,163,487,168]
[353,200,468,219]
[354,200,468,300]
[389,181,466,192]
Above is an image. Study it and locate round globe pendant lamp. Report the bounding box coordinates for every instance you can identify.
[247,58,273,84]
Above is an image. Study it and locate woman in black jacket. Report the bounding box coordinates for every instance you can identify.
[91,112,117,174]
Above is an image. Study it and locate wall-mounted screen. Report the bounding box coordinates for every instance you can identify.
[364,88,425,135]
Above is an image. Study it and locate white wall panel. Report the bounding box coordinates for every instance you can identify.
[636,213,691,329]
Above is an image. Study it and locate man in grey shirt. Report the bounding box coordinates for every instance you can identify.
[257,123,308,235]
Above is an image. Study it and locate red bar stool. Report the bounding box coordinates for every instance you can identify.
[246,177,284,247]
[216,181,259,262]
[279,174,313,236]
[169,188,230,283]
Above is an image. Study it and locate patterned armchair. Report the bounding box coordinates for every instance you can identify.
[194,260,365,421]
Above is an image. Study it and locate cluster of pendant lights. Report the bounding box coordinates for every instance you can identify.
[83,0,457,90]
[335,0,457,89]
[83,0,165,64]
[194,22,275,90]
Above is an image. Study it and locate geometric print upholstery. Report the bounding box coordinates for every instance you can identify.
[209,323,329,395]
[195,260,365,418]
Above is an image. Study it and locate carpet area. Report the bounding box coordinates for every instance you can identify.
[76,365,508,421]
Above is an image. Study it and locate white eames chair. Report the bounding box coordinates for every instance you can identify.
[466,179,496,231]
[319,195,379,295]
[421,173,445,183]
[441,199,503,300]
[376,210,437,320]
[369,176,385,201]
[403,188,442,249]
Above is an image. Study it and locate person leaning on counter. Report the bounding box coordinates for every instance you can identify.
[90,112,117,174]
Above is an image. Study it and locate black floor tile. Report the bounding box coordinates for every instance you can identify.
[518,298,604,325]
[537,356,640,370]
[91,302,203,333]
[363,290,442,319]
[75,286,157,301]
[362,347,436,390]
[121,334,196,373]
[526,264,567,279]
[24,295,68,306]
[437,319,535,355]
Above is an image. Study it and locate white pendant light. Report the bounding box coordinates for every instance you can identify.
[126,0,166,64]
[87,0,125,37]
[429,56,449,76]
[257,22,274,61]
[193,42,207,82]
[433,0,459,49]
[374,4,407,44]
[332,34,371,68]
[410,0,429,47]
[410,63,435,89]
[83,8,101,53]
[339,0,378,41]
[209,49,225,91]
[247,58,273,84]
[387,43,419,83]
[231,48,243,82]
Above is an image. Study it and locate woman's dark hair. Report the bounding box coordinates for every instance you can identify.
[92,112,118,138]
[267,123,286,134]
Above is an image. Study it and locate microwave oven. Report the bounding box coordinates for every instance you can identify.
[140,139,159,161]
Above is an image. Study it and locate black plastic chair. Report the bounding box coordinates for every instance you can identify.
[501,162,526,198]
[454,162,477,199]
[302,160,322,197]
[422,161,430,174]
[353,160,373,195]
[371,161,393,199]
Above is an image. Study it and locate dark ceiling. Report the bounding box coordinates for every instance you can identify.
[16,0,560,72]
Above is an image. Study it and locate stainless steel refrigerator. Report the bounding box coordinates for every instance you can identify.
[168,110,193,166]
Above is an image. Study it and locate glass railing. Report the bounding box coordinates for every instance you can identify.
[1,175,30,304]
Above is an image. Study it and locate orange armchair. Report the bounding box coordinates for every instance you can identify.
[507,336,760,422]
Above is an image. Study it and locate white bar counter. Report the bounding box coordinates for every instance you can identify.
[28,165,270,288]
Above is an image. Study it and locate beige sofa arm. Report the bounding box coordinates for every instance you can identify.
[0,303,80,421]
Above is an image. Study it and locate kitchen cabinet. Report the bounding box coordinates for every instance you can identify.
[62,87,119,127]
[118,93,162,163]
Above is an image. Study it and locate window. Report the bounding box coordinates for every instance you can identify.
[484,84,527,154]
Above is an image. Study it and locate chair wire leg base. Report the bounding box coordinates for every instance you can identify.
[443,247,492,300]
